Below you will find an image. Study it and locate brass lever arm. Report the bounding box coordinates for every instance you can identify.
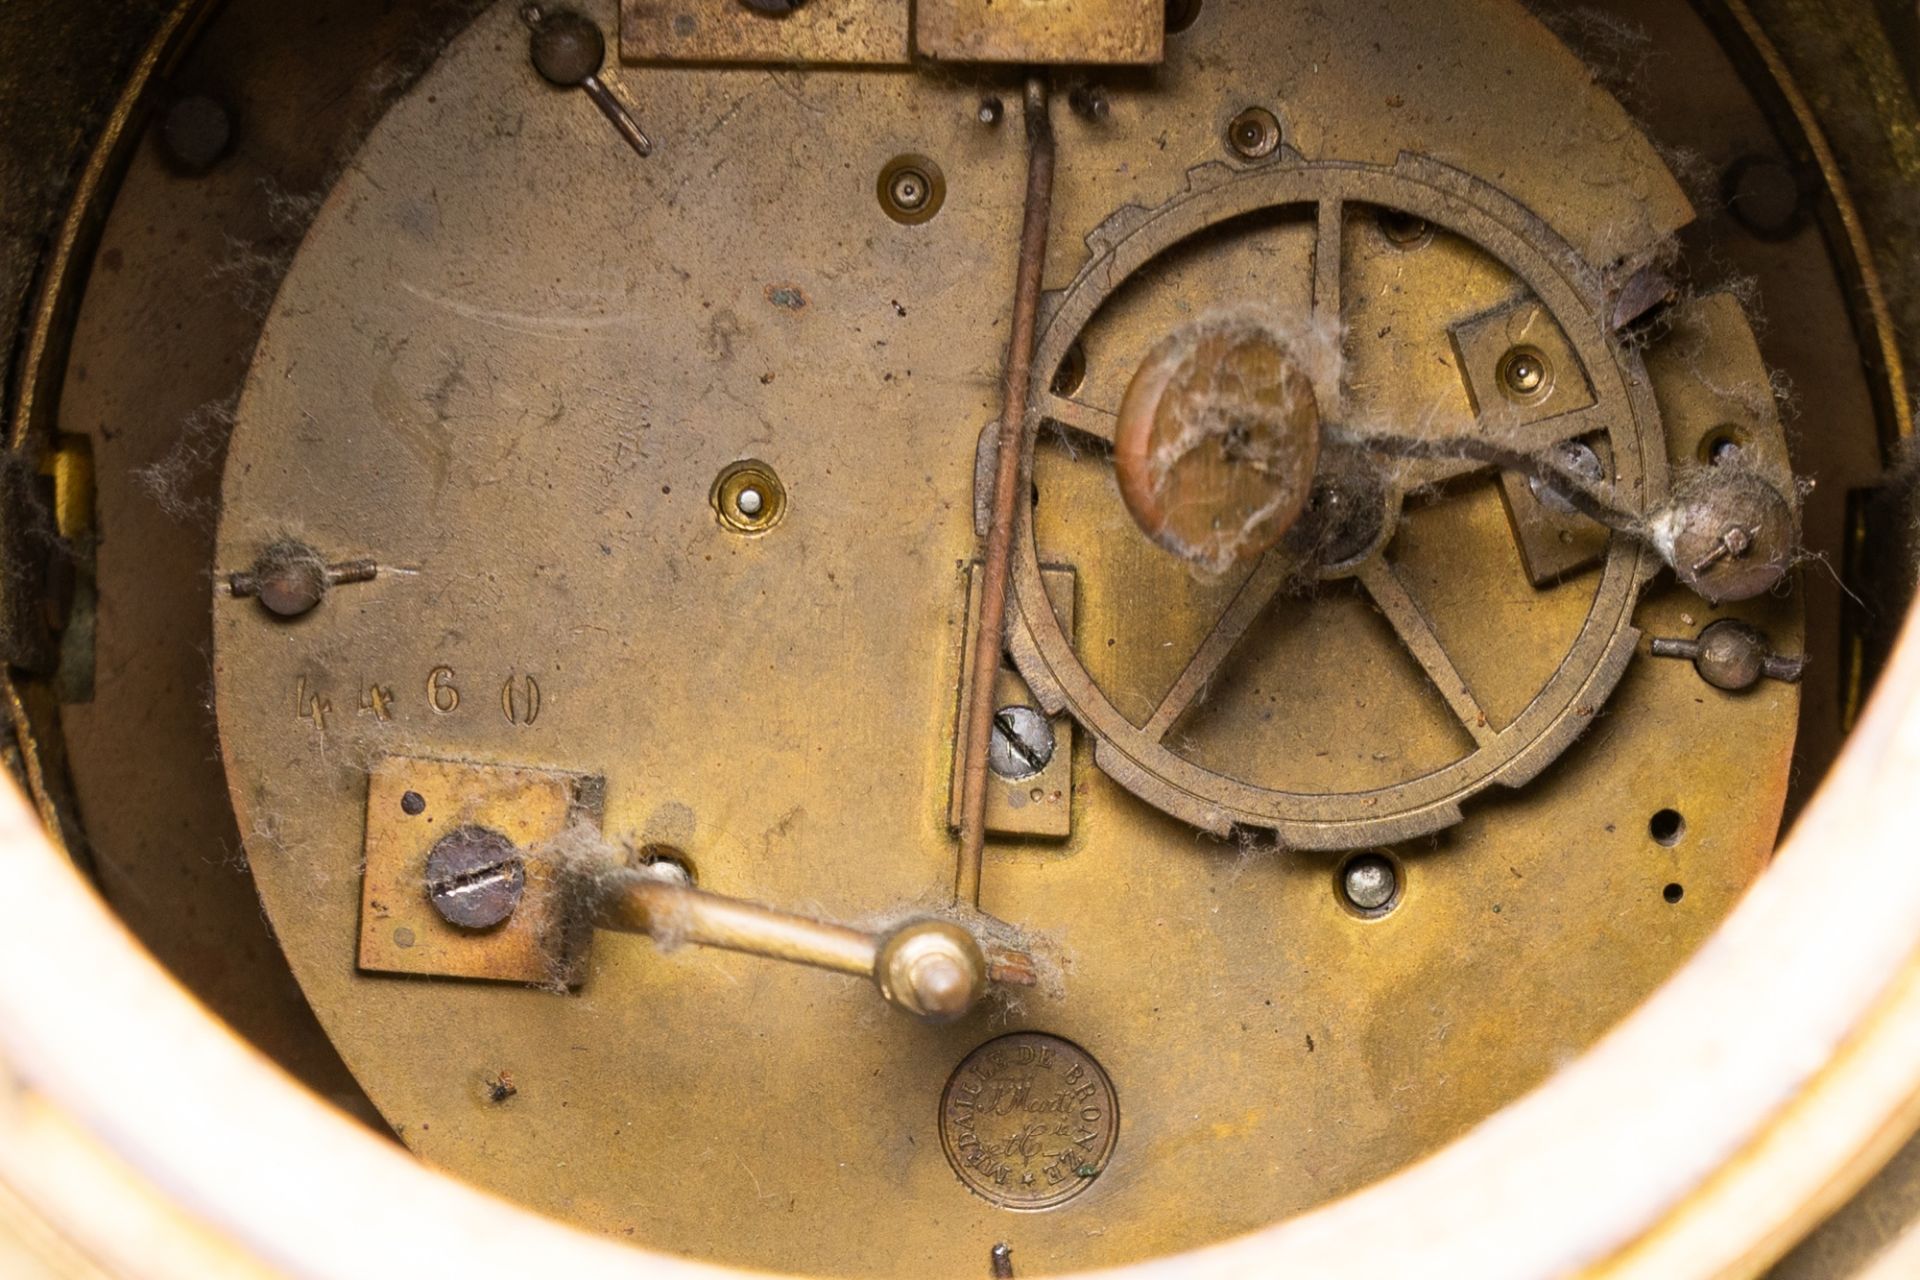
[592,870,1032,1023]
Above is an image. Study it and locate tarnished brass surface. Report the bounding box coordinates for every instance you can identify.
[203,2,1813,1275]
[619,0,910,66]
[914,0,1162,65]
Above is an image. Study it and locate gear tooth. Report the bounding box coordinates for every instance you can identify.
[1084,202,1156,257]
[1181,160,1238,194]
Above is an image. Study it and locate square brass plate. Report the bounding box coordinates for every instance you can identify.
[915,0,1163,64]
[620,0,910,66]
[358,756,603,985]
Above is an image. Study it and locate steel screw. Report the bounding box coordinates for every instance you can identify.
[1069,84,1111,121]
[987,706,1055,781]
[1341,854,1399,914]
[425,826,527,930]
[1529,440,1605,516]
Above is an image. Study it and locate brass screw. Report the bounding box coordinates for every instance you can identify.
[874,921,988,1023]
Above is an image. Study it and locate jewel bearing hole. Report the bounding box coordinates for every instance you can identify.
[1338,852,1402,919]
[1664,882,1686,904]
[712,460,787,534]
[878,154,945,225]
[1650,808,1687,847]
[1226,107,1282,161]
[1498,345,1554,403]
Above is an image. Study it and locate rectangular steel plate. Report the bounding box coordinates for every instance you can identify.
[915,0,1162,65]
[358,756,603,986]
[620,0,910,66]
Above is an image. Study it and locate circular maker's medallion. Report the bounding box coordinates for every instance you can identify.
[939,1033,1119,1210]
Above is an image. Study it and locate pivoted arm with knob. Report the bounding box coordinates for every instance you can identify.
[589,868,1036,1023]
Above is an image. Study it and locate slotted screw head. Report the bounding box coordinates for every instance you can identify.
[987,706,1055,781]
[425,826,526,930]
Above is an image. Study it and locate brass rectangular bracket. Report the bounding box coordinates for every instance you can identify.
[620,0,911,66]
[915,0,1163,64]
[1450,299,1607,587]
[949,562,1076,840]
[358,756,603,986]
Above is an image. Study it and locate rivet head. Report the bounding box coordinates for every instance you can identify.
[526,8,606,87]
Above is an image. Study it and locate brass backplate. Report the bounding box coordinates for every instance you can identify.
[194,1,1823,1276]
